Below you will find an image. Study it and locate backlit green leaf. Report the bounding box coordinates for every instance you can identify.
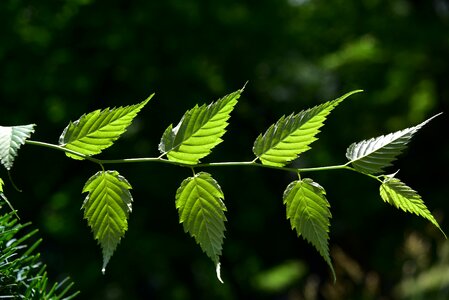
[380,177,445,238]
[82,170,133,273]
[283,178,335,281]
[346,113,441,174]
[175,172,227,282]
[159,88,242,164]
[253,90,362,167]
[0,124,36,170]
[59,95,153,160]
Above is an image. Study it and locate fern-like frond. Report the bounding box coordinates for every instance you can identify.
[253,90,361,167]
[380,177,445,237]
[175,172,227,282]
[283,178,335,281]
[159,88,242,165]
[346,113,441,174]
[82,170,133,272]
[0,201,79,299]
[59,95,153,160]
[0,124,35,170]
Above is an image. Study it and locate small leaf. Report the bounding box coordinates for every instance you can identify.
[0,124,36,170]
[82,170,133,272]
[159,88,242,164]
[283,178,335,281]
[59,95,153,160]
[175,172,227,282]
[253,90,362,167]
[380,177,446,238]
[346,113,441,174]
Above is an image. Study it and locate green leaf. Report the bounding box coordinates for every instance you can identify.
[59,95,153,160]
[380,177,446,238]
[283,178,335,281]
[346,113,441,174]
[159,88,242,164]
[0,124,36,170]
[175,172,227,282]
[253,90,362,167]
[82,170,133,273]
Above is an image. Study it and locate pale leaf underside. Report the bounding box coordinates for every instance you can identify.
[159,88,242,165]
[82,170,133,273]
[283,178,335,280]
[346,113,441,174]
[175,172,227,282]
[59,95,153,159]
[380,177,445,237]
[0,124,36,170]
[253,90,362,167]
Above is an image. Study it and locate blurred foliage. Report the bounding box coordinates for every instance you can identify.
[1,0,448,299]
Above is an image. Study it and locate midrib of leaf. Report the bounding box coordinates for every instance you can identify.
[262,118,323,158]
[194,185,220,253]
[297,182,330,254]
[173,107,227,150]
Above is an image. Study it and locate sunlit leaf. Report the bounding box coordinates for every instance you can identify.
[0,124,36,170]
[253,90,362,167]
[380,177,445,238]
[59,95,153,159]
[159,88,242,165]
[175,172,226,282]
[283,178,335,281]
[346,113,441,174]
[82,170,133,272]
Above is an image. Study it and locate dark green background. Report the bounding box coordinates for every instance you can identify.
[1,0,448,299]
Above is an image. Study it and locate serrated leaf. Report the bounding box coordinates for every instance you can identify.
[253,90,362,167]
[175,172,227,282]
[346,113,441,174]
[380,177,445,238]
[59,95,153,160]
[283,178,335,281]
[82,170,133,273]
[159,88,242,165]
[0,124,36,170]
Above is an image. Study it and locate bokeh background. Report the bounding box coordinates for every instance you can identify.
[1,0,449,299]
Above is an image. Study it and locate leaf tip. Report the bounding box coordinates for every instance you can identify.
[143,93,155,105]
[216,262,224,284]
[329,263,337,284]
